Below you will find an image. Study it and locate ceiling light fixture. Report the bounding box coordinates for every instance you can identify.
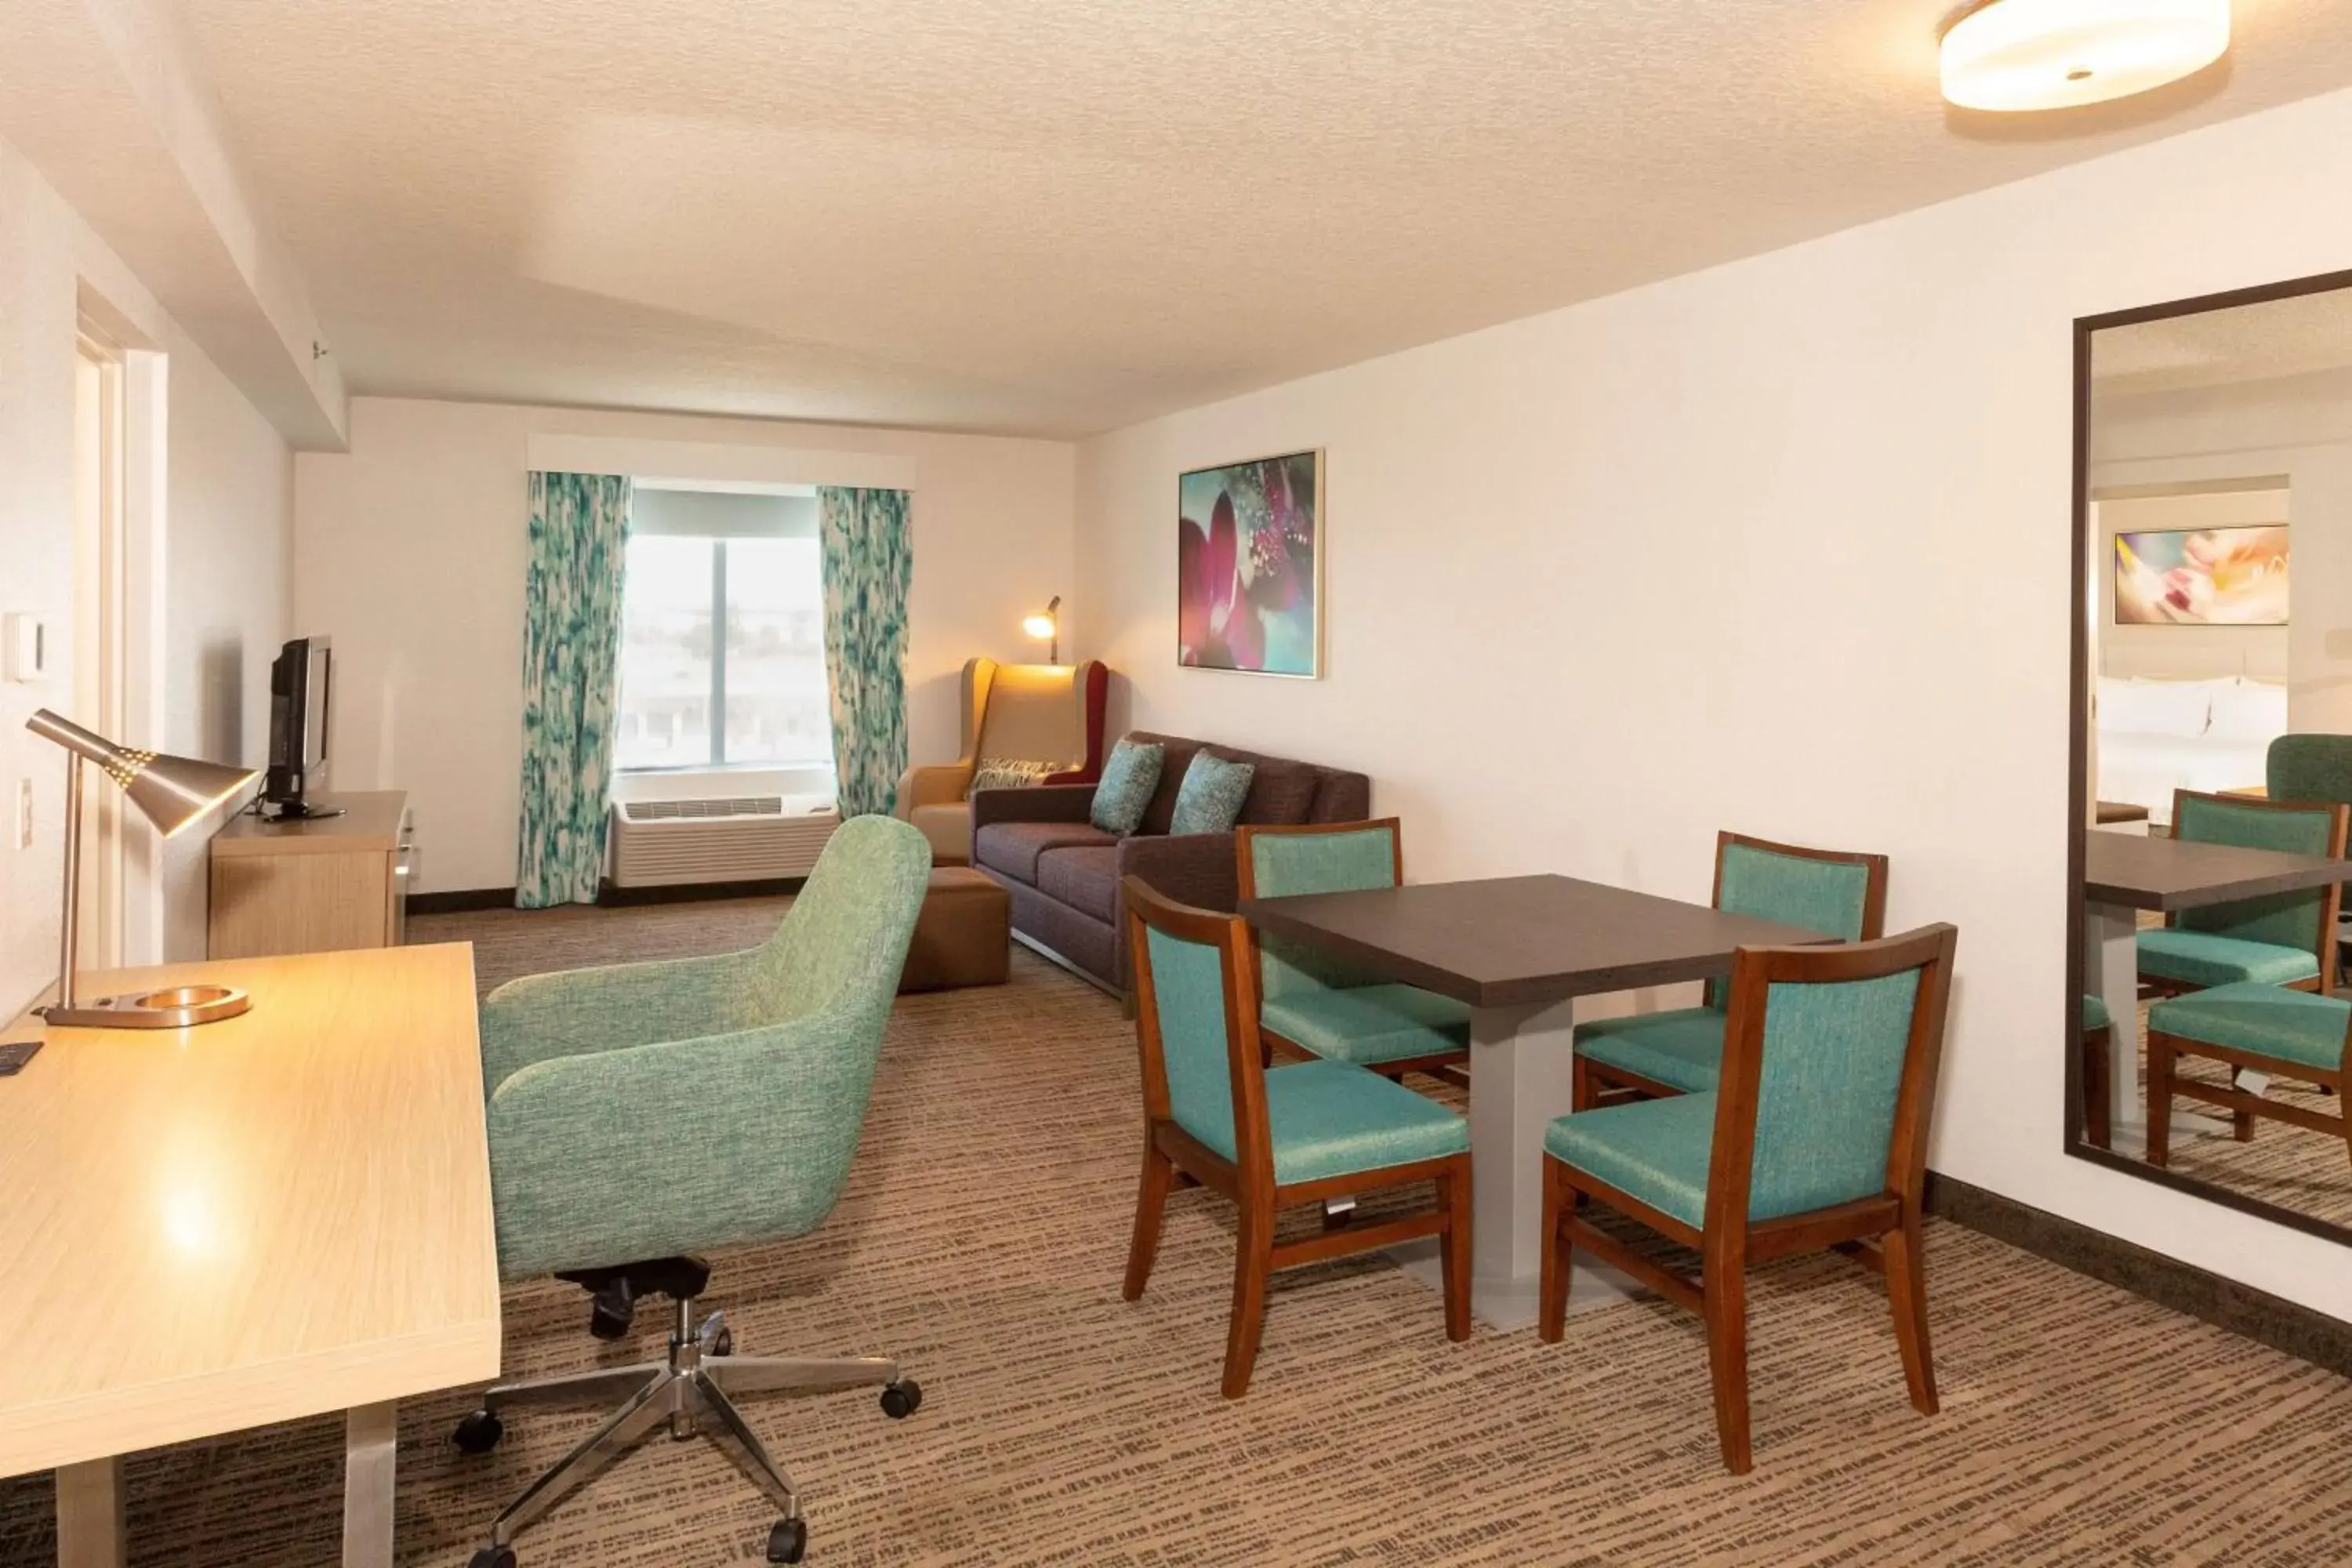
[1939,0,2230,112]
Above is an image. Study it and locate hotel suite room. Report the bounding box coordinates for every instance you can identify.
[3,2,2352,1565]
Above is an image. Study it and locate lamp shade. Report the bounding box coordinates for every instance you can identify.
[1940,0,2230,112]
[27,710,261,837]
[1023,595,1061,642]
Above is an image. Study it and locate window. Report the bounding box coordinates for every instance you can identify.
[615,493,829,771]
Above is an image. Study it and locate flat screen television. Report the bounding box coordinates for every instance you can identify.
[263,635,341,819]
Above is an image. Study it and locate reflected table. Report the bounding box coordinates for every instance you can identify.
[2082,833,2351,1147]
[1240,874,1824,1330]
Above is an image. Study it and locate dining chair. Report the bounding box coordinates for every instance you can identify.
[1236,819,1471,1083]
[1572,832,1889,1110]
[2080,993,2112,1150]
[1539,923,1958,1474]
[2137,789,2347,998]
[1120,874,1473,1397]
[2145,983,2350,1167]
[2267,734,2352,985]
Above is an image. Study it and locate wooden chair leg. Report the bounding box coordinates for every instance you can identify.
[1538,1158,1571,1343]
[1882,1214,1938,1415]
[2081,1024,2111,1150]
[1703,1258,1751,1474]
[1571,1054,1594,1114]
[2147,1034,2174,1169]
[1438,1159,1473,1343]
[1122,1143,1176,1301]
[1220,1203,1274,1399]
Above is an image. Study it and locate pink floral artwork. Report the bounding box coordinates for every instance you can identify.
[1177,452,1320,675]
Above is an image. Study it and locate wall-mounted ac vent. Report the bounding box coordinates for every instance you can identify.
[610,796,840,887]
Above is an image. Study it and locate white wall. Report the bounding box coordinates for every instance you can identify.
[294,397,1076,893]
[0,132,292,1009]
[1075,88,2352,1321]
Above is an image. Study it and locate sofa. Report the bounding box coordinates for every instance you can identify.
[895,657,1111,866]
[971,731,1370,994]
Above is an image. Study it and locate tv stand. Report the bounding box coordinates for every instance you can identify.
[261,800,347,822]
[210,791,411,957]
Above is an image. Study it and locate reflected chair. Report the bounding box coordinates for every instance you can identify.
[2080,993,2113,1151]
[451,816,933,1568]
[2268,734,2352,985]
[1237,819,1470,1083]
[1540,924,1958,1473]
[1572,833,1888,1110]
[1120,875,1473,1398]
[2146,983,2350,1168]
[2137,789,2347,998]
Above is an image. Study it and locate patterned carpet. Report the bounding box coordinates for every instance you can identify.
[5,895,2352,1566]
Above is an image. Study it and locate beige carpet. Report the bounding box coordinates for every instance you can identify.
[6,896,2352,1566]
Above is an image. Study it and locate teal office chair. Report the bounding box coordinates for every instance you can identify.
[1236,819,1471,1082]
[2137,789,2347,997]
[2268,735,2352,982]
[1540,924,1958,1473]
[1573,832,1888,1109]
[451,815,933,1568]
[1121,876,1473,1398]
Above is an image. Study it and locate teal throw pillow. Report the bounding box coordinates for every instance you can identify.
[1170,753,1255,836]
[1089,740,1165,835]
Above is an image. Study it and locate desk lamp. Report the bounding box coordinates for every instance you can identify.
[27,709,262,1027]
[1022,596,1061,665]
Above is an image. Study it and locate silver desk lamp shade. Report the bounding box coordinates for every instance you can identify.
[26,708,263,1027]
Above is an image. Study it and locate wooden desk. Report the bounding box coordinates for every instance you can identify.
[2081,834,2352,1142]
[1241,875,1825,1327]
[0,943,500,1567]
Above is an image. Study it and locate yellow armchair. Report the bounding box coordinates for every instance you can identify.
[895,656,1109,864]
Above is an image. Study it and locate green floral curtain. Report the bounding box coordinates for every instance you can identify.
[817,487,911,817]
[517,470,632,908]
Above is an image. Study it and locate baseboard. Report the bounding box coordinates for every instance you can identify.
[405,887,517,915]
[596,877,807,907]
[1925,1171,2352,1378]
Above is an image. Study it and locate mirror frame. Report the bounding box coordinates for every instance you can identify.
[2067,263,2352,1244]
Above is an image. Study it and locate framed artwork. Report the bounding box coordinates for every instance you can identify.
[2113,524,2289,626]
[1177,449,1323,677]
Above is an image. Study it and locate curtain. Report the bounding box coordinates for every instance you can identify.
[516,470,632,908]
[817,487,912,817]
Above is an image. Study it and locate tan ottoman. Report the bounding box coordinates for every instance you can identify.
[899,867,1011,992]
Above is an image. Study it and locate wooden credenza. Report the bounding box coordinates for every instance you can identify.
[209,790,413,959]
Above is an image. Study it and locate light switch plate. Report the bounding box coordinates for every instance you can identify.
[2,614,54,684]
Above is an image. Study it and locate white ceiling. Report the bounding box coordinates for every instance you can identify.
[2092,280,2352,396]
[168,0,2352,437]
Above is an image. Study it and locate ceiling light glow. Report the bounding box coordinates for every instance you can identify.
[1940,0,2230,112]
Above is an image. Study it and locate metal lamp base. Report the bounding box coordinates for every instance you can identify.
[39,984,251,1029]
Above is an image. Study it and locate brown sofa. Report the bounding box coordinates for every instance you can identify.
[971,731,1371,994]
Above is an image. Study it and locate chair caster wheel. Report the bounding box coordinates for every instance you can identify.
[880,1379,922,1419]
[468,1548,517,1568]
[698,1311,733,1359]
[768,1516,808,1563]
[453,1410,504,1454]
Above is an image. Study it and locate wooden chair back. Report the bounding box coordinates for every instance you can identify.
[1123,875,1276,1192]
[2167,788,2347,989]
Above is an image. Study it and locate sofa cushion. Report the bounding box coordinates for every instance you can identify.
[1231,755,1319,826]
[1171,753,1255,835]
[1138,738,1208,835]
[1089,739,1166,835]
[975,821,1116,885]
[1038,844,1121,924]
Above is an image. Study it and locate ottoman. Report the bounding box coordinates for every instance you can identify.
[899,866,1011,993]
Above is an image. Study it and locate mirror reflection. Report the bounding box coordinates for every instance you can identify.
[2078,276,2352,1235]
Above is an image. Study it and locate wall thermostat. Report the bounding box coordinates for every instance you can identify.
[3,614,55,684]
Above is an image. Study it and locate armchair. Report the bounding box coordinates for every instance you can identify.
[453,815,933,1568]
[895,655,1109,865]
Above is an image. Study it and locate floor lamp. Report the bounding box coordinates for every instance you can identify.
[26,708,261,1027]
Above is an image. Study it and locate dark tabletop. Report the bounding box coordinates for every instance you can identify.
[1238,873,1831,1011]
[2083,833,2352,912]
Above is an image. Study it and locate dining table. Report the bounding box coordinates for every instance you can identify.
[1239,873,1827,1330]
[2082,830,2352,1145]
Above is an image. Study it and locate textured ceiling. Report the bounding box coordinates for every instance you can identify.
[2093,281,2352,396]
[171,0,2352,437]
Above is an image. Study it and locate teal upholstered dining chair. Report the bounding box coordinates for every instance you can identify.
[452,815,933,1568]
[2138,789,2347,998]
[1572,832,1889,1110]
[1540,923,1958,1474]
[2268,734,2352,984]
[2146,983,2350,1167]
[1120,874,1473,1398]
[1236,818,1471,1083]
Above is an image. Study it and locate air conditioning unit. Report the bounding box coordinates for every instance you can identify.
[608,795,842,887]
